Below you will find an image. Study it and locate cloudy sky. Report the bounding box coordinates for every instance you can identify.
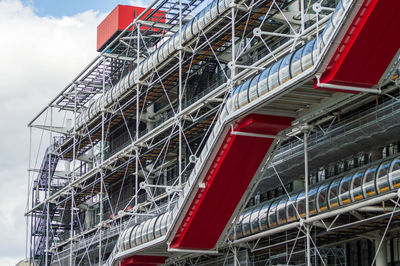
[0,0,148,265]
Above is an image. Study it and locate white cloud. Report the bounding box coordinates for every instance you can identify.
[0,0,105,263]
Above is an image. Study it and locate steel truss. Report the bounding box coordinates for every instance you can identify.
[25,0,400,265]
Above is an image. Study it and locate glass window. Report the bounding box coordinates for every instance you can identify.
[329,179,341,208]
[204,4,212,25]
[257,67,271,96]
[296,192,306,218]
[235,213,245,238]
[248,75,260,102]
[351,171,365,201]
[135,224,144,245]
[241,208,253,237]
[258,202,271,231]
[277,198,288,225]
[377,160,391,193]
[317,182,329,212]
[238,79,251,108]
[142,220,151,243]
[268,200,279,227]
[339,175,352,205]
[268,62,281,90]
[291,47,304,77]
[390,158,400,188]
[308,187,318,215]
[363,165,378,196]
[250,204,262,234]
[301,39,316,71]
[279,53,293,84]
[287,194,299,222]
[197,10,206,29]
[147,217,157,241]
[130,225,139,248]
[210,0,219,20]
[154,214,163,238]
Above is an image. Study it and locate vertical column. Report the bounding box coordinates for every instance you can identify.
[374,236,388,266]
[135,22,140,223]
[26,127,32,265]
[45,107,53,265]
[99,57,106,265]
[303,125,311,266]
[178,0,183,186]
[70,85,77,265]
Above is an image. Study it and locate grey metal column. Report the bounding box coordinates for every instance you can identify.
[303,125,311,266]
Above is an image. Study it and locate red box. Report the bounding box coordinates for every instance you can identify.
[97,5,165,52]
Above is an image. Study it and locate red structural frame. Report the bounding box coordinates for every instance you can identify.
[170,114,292,249]
[316,0,400,90]
[97,5,165,51]
[121,255,165,266]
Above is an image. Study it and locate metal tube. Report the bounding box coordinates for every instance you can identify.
[178,0,183,185]
[304,129,311,266]
[45,107,53,265]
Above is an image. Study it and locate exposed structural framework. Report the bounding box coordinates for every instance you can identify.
[25,0,400,265]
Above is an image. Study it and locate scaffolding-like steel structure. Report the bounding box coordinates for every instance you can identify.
[25,0,400,265]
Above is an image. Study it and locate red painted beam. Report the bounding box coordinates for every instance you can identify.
[316,0,400,91]
[170,114,292,249]
[121,255,165,266]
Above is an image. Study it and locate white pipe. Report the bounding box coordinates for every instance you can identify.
[233,192,398,244]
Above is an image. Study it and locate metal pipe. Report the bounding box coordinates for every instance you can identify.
[233,192,398,244]
[303,128,311,266]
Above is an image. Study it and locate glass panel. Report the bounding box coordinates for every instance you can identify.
[351,170,365,201]
[328,179,341,208]
[377,160,391,193]
[142,220,150,243]
[390,158,400,188]
[339,175,352,205]
[233,84,243,111]
[322,18,335,46]
[191,15,199,36]
[154,214,163,238]
[197,10,206,29]
[135,224,144,245]
[250,204,262,234]
[301,39,316,71]
[258,202,270,231]
[248,75,259,102]
[257,67,271,96]
[268,200,279,227]
[308,187,318,215]
[296,192,306,218]
[277,198,288,225]
[279,53,293,84]
[210,0,219,20]
[317,183,329,212]
[291,47,304,77]
[268,62,281,90]
[241,208,253,237]
[130,225,139,248]
[238,79,251,108]
[235,213,245,238]
[121,229,128,250]
[204,4,212,25]
[363,165,378,197]
[287,194,299,222]
[147,217,157,241]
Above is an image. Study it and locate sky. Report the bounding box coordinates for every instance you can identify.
[0,0,149,265]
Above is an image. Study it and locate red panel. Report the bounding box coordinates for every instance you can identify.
[170,114,292,249]
[316,0,400,90]
[97,5,166,51]
[121,255,165,266]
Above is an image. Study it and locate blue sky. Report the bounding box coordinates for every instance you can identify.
[23,0,151,17]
